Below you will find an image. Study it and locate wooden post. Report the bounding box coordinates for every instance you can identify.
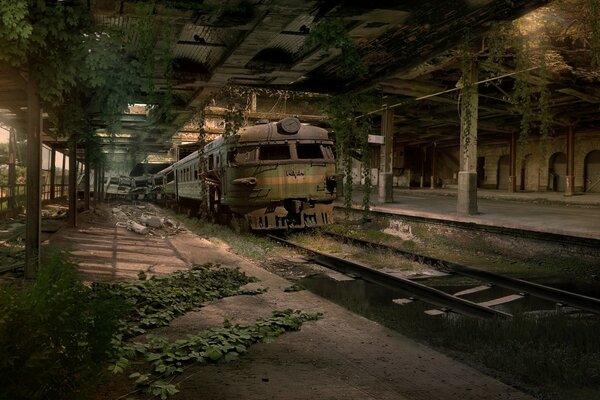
[7,127,16,209]
[68,135,77,227]
[25,79,42,279]
[565,125,575,196]
[50,148,56,200]
[508,131,517,193]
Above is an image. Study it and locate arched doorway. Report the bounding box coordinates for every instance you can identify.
[584,150,600,193]
[497,155,510,190]
[548,152,567,192]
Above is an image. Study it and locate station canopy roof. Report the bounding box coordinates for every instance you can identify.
[4,0,599,154]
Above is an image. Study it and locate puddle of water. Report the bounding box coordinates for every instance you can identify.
[301,272,561,320]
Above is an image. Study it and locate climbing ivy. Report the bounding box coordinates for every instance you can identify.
[321,93,378,217]
[306,17,368,78]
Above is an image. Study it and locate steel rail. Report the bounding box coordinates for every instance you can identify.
[324,231,600,315]
[267,234,511,319]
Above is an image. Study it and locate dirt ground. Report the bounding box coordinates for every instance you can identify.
[47,203,535,400]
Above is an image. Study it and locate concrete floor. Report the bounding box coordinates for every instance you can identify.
[342,187,600,240]
[48,204,535,400]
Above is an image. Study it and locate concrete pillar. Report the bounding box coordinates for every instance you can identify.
[68,136,77,227]
[25,79,42,279]
[378,106,394,203]
[457,61,479,215]
[430,142,437,189]
[50,148,56,200]
[508,131,517,193]
[565,125,575,196]
[7,127,16,209]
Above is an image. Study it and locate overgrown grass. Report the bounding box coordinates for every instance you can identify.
[166,211,278,261]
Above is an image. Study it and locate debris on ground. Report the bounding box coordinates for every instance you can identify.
[41,204,68,220]
[111,203,183,237]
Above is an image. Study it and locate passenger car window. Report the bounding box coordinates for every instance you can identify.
[297,144,323,159]
[259,145,290,161]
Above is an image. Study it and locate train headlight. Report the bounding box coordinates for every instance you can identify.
[232,177,257,186]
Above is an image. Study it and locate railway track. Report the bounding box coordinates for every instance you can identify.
[267,232,600,319]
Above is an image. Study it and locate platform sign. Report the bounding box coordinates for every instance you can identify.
[368,134,385,144]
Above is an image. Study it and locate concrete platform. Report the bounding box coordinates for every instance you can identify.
[340,187,600,240]
[48,205,534,400]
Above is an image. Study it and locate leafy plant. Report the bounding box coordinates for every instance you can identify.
[0,251,124,400]
[119,310,321,399]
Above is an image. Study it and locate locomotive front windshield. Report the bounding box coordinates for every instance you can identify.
[230,143,333,164]
[259,145,291,160]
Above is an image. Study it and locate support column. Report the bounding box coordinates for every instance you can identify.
[84,143,90,210]
[60,151,66,198]
[508,131,517,193]
[50,148,56,200]
[378,106,394,203]
[565,125,575,196]
[430,142,437,189]
[68,135,77,227]
[7,127,16,209]
[25,79,42,279]
[93,166,99,206]
[100,163,105,203]
[457,60,479,215]
[419,147,425,188]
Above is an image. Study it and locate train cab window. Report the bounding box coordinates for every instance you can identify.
[322,144,334,160]
[194,168,198,179]
[259,144,290,161]
[208,155,214,170]
[229,147,258,164]
[166,171,174,183]
[297,144,323,159]
[216,155,220,168]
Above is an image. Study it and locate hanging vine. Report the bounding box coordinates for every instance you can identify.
[321,92,378,218]
[305,17,368,78]
[459,32,475,154]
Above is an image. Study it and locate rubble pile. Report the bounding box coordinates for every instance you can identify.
[111,203,183,237]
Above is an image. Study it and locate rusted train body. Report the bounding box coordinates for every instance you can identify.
[153,118,338,230]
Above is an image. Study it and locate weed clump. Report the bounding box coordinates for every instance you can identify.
[0,251,124,400]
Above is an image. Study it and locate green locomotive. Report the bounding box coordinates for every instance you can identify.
[154,118,338,230]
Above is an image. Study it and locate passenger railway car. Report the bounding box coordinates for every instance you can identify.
[153,118,338,230]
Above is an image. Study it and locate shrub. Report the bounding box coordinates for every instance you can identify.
[0,251,124,400]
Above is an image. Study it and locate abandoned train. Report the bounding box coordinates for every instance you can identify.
[152,118,339,231]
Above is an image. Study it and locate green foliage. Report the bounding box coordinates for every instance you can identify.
[0,251,124,400]
[306,17,368,78]
[284,282,306,292]
[94,263,263,338]
[119,310,321,399]
[321,93,378,217]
